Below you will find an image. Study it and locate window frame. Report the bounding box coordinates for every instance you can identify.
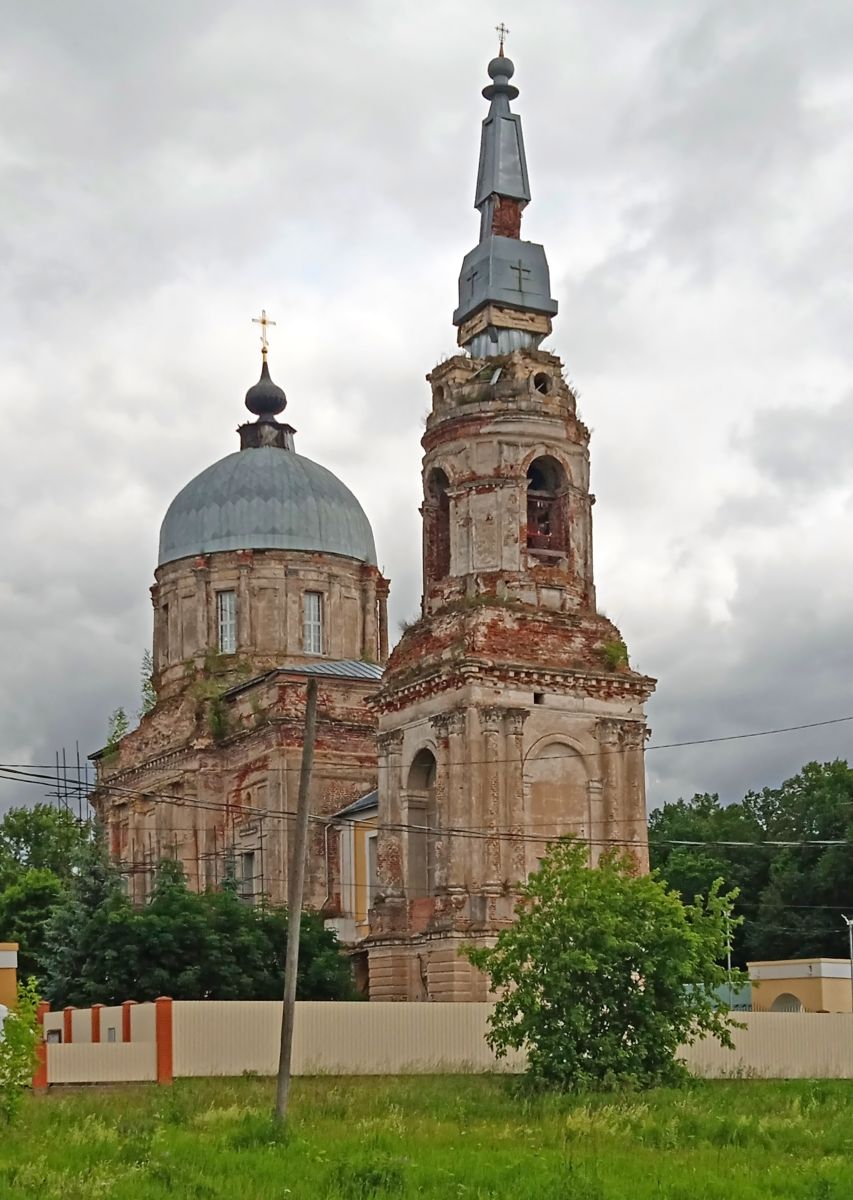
[216,589,237,654]
[303,590,324,655]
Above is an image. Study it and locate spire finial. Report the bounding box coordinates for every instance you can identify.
[252,308,277,361]
[496,22,509,56]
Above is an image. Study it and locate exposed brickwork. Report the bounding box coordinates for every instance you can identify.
[491,196,522,238]
[367,346,655,1000]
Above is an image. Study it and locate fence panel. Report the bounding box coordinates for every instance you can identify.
[681,1013,853,1079]
[47,1043,156,1084]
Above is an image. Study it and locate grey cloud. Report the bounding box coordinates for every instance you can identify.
[2,0,853,822]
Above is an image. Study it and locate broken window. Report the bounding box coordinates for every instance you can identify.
[526,456,568,560]
[424,468,451,580]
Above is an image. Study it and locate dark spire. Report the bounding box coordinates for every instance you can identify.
[452,47,558,357]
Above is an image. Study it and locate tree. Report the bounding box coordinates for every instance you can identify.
[0,805,89,891]
[42,844,355,1006]
[0,980,41,1124]
[140,649,156,717]
[105,707,130,753]
[0,869,63,979]
[650,764,853,964]
[466,840,742,1090]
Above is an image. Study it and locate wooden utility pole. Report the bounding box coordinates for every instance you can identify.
[275,677,318,1122]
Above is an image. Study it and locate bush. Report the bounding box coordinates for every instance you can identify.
[0,980,41,1124]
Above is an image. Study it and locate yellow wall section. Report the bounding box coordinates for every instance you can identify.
[0,943,19,1010]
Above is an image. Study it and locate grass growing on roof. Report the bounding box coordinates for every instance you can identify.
[3,1075,853,1199]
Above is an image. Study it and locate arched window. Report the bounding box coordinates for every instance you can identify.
[526,456,568,559]
[770,993,804,1013]
[424,468,451,580]
[406,748,437,898]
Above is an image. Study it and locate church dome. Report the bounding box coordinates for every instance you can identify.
[158,446,377,567]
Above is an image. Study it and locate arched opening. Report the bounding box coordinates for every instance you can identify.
[532,372,551,395]
[770,992,804,1013]
[424,468,451,580]
[526,456,568,559]
[524,741,588,875]
[406,748,437,899]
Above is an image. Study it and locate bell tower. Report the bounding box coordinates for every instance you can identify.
[366,47,656,1002]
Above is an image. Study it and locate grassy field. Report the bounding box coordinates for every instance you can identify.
[2,1075,852,1199]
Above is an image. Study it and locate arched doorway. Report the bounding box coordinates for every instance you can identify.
[406,748,437,899]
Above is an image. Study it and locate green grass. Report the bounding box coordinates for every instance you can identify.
[2,1076,853,1199]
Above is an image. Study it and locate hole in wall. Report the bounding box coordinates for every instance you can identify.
[532,372,551,395]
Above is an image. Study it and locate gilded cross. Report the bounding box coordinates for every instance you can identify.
[496,22,509,55]
[252,309,277,357]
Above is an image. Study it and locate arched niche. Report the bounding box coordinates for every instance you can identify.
[406,747,437,899]
[424,468,451,580]
[523,739,589,874]
[770,992,804,1013]
[525,455,569,561]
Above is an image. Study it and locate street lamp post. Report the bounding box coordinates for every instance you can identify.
[843,915,853,1015]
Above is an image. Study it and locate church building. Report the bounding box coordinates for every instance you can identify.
[92,44,655,1001]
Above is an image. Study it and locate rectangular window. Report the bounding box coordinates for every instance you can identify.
[240,850,256,902]
[303,591,324,655]
[217,590,237,654]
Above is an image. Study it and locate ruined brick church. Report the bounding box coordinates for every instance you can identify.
[92,47,655,1001]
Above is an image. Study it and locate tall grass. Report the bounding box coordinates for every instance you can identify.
[1,1076,852,1199]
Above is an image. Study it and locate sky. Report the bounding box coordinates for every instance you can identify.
[1,0,852,813]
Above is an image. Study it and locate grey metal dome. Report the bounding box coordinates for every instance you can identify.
[158,446,377,567]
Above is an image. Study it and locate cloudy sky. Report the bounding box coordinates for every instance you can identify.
[1,0,852,813]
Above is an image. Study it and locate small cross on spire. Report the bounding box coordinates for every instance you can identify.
[252,308,277,359]
[496,22,509,56]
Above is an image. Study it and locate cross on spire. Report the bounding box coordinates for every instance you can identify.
[496,22,509,55]
[252,309,277,359]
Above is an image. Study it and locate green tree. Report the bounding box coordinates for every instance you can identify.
[0,805,89,891]
[0,980,41,1124]
[40,823,137,1007]
[42,848,355,1006]
[0,869,63,979]
[105,707,130,753]
[140,649,156,717]
[467,840,742,1090]
[650,764,853,963]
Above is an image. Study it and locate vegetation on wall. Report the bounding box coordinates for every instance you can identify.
[139,649,156,717]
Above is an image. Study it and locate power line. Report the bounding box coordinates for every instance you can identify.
[3,710,853,777]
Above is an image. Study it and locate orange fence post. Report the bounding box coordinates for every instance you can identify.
[121,999,136,1042]
[155,996,173,1086]
[32,1000,50,1092]
[62,1006,73,1044]
[91,1003,103,1043]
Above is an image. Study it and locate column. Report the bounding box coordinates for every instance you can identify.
[377,579,390,663]
[622,722,650,872]
[443,710,468,893]
[376,729,404,899]
[236,550,253,650]
[596,718,625,863]
[503,709,528,882]
[193,556,210,655]
[362,573,378,661]
[481,707,503,893]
